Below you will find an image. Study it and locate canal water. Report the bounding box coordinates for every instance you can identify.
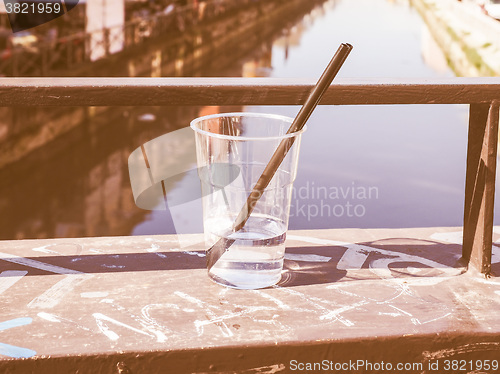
[1,0,498,240]
[134,0,472,237]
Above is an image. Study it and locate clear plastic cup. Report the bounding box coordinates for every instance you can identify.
[190,112,305,289]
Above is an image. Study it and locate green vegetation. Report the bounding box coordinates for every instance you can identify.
[442,16,496,75]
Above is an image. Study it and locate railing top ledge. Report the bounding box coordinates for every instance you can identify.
[1,77,500,106]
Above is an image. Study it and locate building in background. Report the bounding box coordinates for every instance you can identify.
[86,0,125,61]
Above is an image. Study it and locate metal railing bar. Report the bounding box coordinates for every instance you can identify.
[1,77,499,274]
[0,77,500,107]
[463,101,500,273]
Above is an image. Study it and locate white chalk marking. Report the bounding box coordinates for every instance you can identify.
[175,291,233,337]
[101,264,125,269]
[284,253,331,262]
[95,319,120,341]
[93,313,153,341]
[0,251,82,275]
[275,286,355,326]
[421,312,452,324]
[319,301,368,325]
[146,244,160,252]
[151,330,167,343]
[253,290,290,310]
[140,304,174,340]
[337,245,370,270]
[31,245,59,254]
[37,312,92,331]
[368,255,460,282]
[377,285,408,304]
[37,312,61,322]
[81,291,109,298]
[388,305,413,317]
[183,251,205,258]
[28,274,91,309]
[287,235,351,247]
[0,271,27,295]
[288,235,462,278]
[245,364,286,373]
[146,243,169,258]
[378,312,400,317]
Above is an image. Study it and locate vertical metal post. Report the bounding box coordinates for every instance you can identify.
[463,102,500,273]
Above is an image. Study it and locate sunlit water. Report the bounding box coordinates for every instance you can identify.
[246,0,468,231]
[136,0,489,237]
[2,0,499,240]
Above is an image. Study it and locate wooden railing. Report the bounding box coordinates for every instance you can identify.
[1,77,499,273]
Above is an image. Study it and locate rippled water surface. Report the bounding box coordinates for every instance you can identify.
[3,0,499,240]
[138,0,475,235]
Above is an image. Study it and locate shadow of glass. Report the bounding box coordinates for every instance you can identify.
[0,238,467,290]
[276,238,465,288]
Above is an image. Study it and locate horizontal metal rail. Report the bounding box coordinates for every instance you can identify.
[0,77,499,274]
[0,77,500,106]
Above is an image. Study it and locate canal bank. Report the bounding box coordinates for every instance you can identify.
[411,0,500,76]
[0,1,328,241]
[4,0,500,241]
[0,0,326,77]
[0,0,326,170]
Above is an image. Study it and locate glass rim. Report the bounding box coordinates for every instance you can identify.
[190,112,307,141]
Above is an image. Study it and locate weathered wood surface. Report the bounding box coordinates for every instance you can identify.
[1,77,500,106]
[0,228,499,373]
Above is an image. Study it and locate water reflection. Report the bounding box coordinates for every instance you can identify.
[1,0,497,241]
[0,0,322,240]
[246,0,473,230]
[0,106,196,239]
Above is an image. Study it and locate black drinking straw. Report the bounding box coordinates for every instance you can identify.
[207,43,353,271]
